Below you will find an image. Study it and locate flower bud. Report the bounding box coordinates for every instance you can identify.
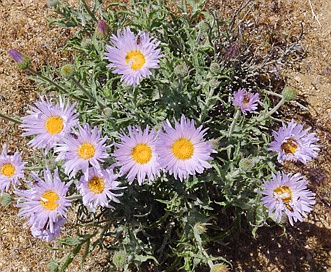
[282,87,297,101]
[198,21,209,32]
[174,62,189,77]
[8,49,31,70]
[102,107,112,117]
[210,62,220,73]
[239,158,256,172]
[60,64,75,79]
[211,263,230,272]
[96,20,108,37]
[112,250,128,269]
[194,222,207,235]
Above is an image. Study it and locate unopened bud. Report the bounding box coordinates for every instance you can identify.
[194,222,207,235]
[96,20,108,37]
[102,107,112,117]
[60,64,75,79]
[198,21,209,32]
[112,250,128,269]
[282,87,296,101]
[239,158,256,172]
[174,62,189,77]
[8,49,31,70]
[210,62,220,73]
[211,263,230,272]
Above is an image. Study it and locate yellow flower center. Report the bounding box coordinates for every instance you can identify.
[274,186,292,203]
[40,191,60,210]
[132,144,152,164]
[78,143,95,160]
[125,50,146,70]
[88,176,105,194]
[45,116,64,135]
[172,138,194,160]
[281,138,298,155]
[243,93,250,106]
[0,163,15,177]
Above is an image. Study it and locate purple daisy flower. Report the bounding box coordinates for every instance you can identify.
[55,123,109,178]
[30,217,66,242]
[157,115,214,181]
[0,144,26,192]
[104,27,163,86]
[77,167,123,212]
[268,120,320,164]
[16,167,72,234]
[232,88,259,114]
[260,171,315,226]
[20,96,79,153]
[113,125,161,185]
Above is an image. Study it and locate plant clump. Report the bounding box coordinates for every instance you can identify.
[1,0,319,271]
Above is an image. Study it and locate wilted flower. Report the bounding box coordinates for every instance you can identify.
[77,167,122,212]
[8,49,31,69]
[20,96,79,153]
[232,88,259,114]
[260,171,316,226]
[104,27,162,86]
[157,115,214,181]
[269,120,320,164]
[55,123,109,178]
[16,167,72,233]
[0,144,26,192]
[113,125,161,185]
[31,217,66,242]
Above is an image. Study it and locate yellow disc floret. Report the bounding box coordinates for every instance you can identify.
[132,144,152,164]
[45,116,64,135]
[274,186,292,203]
[40,191,60,210]
[88,177,105,194]
[78,143,96,160]
[281,138,298,155]
[1,163,15,178]
[125,51,146,70]
[172,138,194,160]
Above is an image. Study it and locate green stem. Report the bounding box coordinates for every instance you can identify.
[228,109,240,138]
[67,194,82,201]
[0,111,22,124]
[257,97,286,122]
[27,67,89,103]
[81,0,98,22]
[71,77,96,103]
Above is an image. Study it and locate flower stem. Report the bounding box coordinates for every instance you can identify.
[81,0,98,22]
[0,111,22,124]
[67,194,82,201]
[228,109,240,137]
[71,77,96,103]
[27,67,89,103]
[257,97,286,122]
